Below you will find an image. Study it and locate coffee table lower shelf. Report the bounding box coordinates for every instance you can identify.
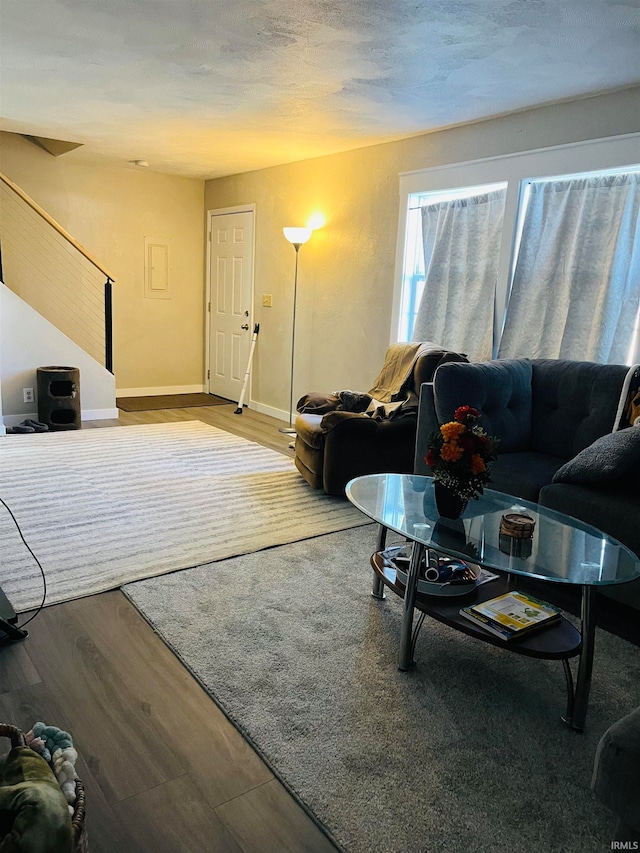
[371,551,584,726]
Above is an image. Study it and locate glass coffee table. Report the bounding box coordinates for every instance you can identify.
[346,473,640,732]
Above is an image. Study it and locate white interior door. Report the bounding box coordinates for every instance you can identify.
[207,210,254,401]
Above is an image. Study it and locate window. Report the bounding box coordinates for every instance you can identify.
[499,167,640,364]
[396,157,640,365]
[399,183,507,344]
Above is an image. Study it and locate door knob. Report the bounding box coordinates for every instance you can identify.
[241,323,249,330]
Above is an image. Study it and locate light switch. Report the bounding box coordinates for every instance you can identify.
[262,294,273,307]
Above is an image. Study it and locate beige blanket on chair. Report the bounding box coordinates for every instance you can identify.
[297,341,456,421]
[365,341,443,418]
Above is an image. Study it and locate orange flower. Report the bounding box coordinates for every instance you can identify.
[470,454,486,474]
[440,441,464,462]
[440,421,465,440]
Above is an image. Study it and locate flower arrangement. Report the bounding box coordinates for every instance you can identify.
[425,405,499,500]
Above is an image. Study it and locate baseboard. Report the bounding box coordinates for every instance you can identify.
[2,412,38,427]
[116,385,205,397]
[250,400,289,422]
[82,408,120,421]
[3,409,119,426]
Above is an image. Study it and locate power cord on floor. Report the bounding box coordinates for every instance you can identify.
[0,497,47,629]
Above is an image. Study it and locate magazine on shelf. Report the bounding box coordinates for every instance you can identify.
[458,609,516,640]
[459,591,561,641]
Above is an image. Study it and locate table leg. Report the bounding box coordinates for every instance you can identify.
[398,541,424,671]
[372,524,388,600]
[564,585,596,732]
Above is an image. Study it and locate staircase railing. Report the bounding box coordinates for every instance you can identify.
[0,172,115,373]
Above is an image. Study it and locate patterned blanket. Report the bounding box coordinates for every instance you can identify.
[614,365,640,430]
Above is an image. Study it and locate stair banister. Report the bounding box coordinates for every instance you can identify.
[0,171,115,373]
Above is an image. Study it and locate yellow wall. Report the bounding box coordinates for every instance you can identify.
[0,132,205,392]
[205,88,640,417]
[1,87,638,410]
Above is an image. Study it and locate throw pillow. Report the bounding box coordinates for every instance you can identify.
[296,392,340,415]
[552,426,640,485]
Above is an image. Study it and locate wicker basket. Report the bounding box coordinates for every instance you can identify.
[0,723,87,852]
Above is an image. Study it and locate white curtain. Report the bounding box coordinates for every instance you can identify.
[498,172,640,363]
[411,189,506,361]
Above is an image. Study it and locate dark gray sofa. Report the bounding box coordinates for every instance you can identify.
[413,358,640,613]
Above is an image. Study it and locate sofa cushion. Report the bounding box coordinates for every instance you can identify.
[539,482,640,561]
[552,427,640,485]
[488,451,566,503]
[432,359,533,453]
[530,360,628,459]
[540,471,640,612]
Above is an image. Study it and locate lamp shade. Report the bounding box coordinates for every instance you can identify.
[283,227,312,245]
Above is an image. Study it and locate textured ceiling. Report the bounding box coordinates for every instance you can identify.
[1,0,639,178]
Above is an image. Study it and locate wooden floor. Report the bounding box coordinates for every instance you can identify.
[85,401,296,459]
[0,404,336,853]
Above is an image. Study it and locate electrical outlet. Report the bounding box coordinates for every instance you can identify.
[262,294,273,308]
[23,388,35,404]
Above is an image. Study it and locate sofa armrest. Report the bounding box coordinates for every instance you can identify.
[414,382,437,475]
[593,706,640,840]
[323,414,418,496]
[295,411,377,448]
[320,410,376,432]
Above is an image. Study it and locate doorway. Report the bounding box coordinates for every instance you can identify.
[206,207,254,402]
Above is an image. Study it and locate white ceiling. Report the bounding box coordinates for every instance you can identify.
[1,0,639,179]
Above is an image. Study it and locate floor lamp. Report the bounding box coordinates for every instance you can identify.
[280,226,312,434]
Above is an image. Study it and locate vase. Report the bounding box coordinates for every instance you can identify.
[433,481,468,520]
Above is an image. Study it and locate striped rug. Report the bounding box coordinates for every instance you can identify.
[0,421,369,611]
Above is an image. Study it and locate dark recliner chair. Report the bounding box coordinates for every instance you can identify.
[295,344,467,496]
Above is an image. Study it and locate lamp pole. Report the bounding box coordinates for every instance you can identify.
[282,242,300,433]
[280,227,312,435]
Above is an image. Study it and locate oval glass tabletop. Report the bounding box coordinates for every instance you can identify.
[346,474,640,587]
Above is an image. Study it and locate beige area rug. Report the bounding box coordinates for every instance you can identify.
[0,421,369,611]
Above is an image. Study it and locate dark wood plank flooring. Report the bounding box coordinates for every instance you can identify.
[0,406,336,852]
[91,401,296,459]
